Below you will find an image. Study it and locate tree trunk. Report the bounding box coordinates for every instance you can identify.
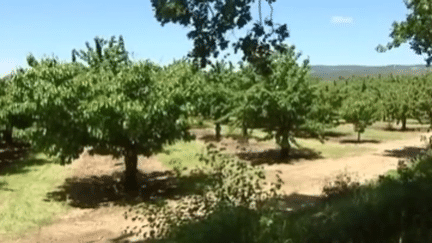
[124,143,139,194]
[215,123,221,141]
[242,122,249,144]
[3,124,13,146]
[279,130,290,160]
[357,131,361,142]
[429,111,432,131]
[242,123,248,137]
[401,117,407,131]
[280,146,290,159]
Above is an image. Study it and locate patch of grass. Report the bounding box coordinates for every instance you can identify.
[328,121,428,142]
[326,123,354,136]
[223,125,269,140]
[220,124,376,159]
[188,117,214,129]
[192,121,426,161]
[295,138,376,159]
[0,153,72,238]
[363,127,413,141]
[157,140,207,173]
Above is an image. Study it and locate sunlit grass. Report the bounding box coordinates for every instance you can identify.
[295,138,377,159]
[157,140,207,173]
[0,153,72,239]
[165,119,428,167]
[187,116,214,129]
[333,120,429,142]
[213,120,426,160]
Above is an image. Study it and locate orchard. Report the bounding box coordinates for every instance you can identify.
[3,0,432,242]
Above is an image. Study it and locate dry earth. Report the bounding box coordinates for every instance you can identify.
[2,129,431,243]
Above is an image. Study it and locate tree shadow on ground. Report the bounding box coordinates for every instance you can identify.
[295,130,350,140]
[116,193,327,243]
[236,147,323,166]
[0,141,41,176]
[199,133,254,144]
[198,134,222,143]
[276,192,325,213]
[383,146,426,159]
[0,180,14,191]
[224,133,265,142]
[44,170,213,209]
[381,126,429,132]
[339,139,381,144]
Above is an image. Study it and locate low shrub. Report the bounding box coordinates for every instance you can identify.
[303,150,432,242]
[167,148,432,243]
[321,168,361,202]
[123,146,432,243]
[122,145,284,240]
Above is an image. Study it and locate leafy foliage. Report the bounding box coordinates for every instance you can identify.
[6,37,193,191]
[72,35,132,75]
[199,60,240,139]
[1,67,38,144]
[412,73,432,127]
[150,0,289,76]
[122,145,283,240]
[375,74,422,130]
[153,58,205,118]
[341,81,379,141]
[220,62,266,139]
[228,44,325,158]
[155,149,432,243]
[8,59,90,162]
[1,71,23,126]
[309,81,344,130]
[202,60,236,119]
[321,169,361,202]
[376,0,432,66]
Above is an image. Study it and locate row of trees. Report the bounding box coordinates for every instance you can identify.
[2,35,432,193]
[1,0,432,194]
[0,32,345,193]
[0,36,195,192]
[313,72,432,142]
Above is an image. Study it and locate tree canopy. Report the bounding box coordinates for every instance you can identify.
[6,36,193,192]
[376,0,432,66]
[341,80,379,142]
[71,35,132,74]
[227,44,324,159]
[150,0,289,76]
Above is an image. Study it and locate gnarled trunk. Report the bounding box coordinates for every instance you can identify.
[124,143,139,194]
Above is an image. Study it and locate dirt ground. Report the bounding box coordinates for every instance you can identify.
[1,129,431,243]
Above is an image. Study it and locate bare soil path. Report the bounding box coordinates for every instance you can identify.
[267,132,431,197]
[2,130,431,243]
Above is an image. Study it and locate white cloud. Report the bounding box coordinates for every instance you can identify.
[331,16,354,25]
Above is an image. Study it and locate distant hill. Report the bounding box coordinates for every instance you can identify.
[309,64,432,81]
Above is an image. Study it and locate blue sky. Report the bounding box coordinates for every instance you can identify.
[0,0,428,78]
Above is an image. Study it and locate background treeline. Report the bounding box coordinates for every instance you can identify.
[310,64,432,81]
